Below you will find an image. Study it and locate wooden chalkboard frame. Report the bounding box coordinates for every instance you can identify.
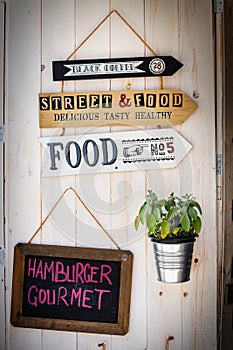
[11,243,133,335]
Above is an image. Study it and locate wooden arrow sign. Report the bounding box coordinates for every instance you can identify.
[52,56,183,81]
[39,89,197,128]
[40,128,192,177]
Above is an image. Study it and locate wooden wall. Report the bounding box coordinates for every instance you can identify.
[2,0,217,349]
[0,2,5,349]
[222,0,233,348]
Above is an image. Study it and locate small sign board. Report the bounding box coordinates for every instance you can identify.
[11,243,133,335]
[52,56,183,81]
[39,89,197,128]
[40,128,192,177]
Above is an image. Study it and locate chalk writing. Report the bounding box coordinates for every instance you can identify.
[22,255,121,322]
[11,244,133,334]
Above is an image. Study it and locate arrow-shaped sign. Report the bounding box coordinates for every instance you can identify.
[40,128,192,177]
[39,89,197,128]
[52,56,183,81]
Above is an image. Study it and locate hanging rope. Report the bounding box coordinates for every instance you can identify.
[28,187,121,251]
[59,9,164,135]
[61,9,163,92]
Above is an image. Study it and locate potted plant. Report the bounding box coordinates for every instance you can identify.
[135,190,202,283]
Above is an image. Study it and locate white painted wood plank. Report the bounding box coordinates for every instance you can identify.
[0,2,4,127]
[0,3,5,349]
[222,2,233,347]
[41,0,75,94]
[145,1,183,349]
[73,0,111,252]
[146,1,217,349]
[43,331,77,350]
[109,1,148,349]
[74,1,112,348]
[5,0,42,349]
[41,0,77,245]
[73,0,111,251]
[178,1,217,349]
[41,0,77,349]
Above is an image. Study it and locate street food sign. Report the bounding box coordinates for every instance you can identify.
[39,89,197,128]
[40,128,192,177]
[52,56,183,81]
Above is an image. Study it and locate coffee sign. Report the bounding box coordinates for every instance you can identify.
[39,89,198,128]
[40,128,192,177]
[52,56,183,81]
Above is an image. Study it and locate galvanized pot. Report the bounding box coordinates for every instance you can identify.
[151,237,195,283]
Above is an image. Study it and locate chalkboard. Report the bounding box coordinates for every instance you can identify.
[11,243,133,335]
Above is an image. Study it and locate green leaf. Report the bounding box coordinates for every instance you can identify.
[134,215,140,231]
[189,207,197,221]
[161,220,170,238]
[180,204,188,215]
[167,207,179,221]
[165,199,173,211]
[160,199,166,206]
[146,214,156,230]
[193,216,202,234]
[181,214,190,232]
[139,203,148,224]
[190,200,202,215]
[152,207,161,221]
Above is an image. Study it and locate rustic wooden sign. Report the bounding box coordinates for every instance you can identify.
[39,89,197,128]
[40,128,192,177]
[11,243,133,335]
[52,56,183,81]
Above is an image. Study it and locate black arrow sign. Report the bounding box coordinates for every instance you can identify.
[52,56,183,81]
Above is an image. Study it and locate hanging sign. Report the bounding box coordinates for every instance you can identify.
[39,89,197,128]
[11,243,133,335]
[40,128,192,177]
[52,56,183,81]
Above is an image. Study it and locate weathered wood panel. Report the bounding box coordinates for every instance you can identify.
[145,1,217,349]
[40,1,77,349]
[178,2,217,349]
[222,0,233,348]
[109,2,147,349]
[73,1,112,348]
[0,3,5,349]
[215,6,224,350]
[5,0,41,349]
[145,2,183,349]
[5,0,217,349]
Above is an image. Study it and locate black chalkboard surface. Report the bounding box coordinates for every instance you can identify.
[11,243,133,335]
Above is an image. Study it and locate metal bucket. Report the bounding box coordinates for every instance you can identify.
[151,238,195,283]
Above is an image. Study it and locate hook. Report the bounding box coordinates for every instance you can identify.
[166,336,174,350]
[59,128,65,136]
[98,343,106,350]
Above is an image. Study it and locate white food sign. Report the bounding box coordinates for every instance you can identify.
[40,128,192,177]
